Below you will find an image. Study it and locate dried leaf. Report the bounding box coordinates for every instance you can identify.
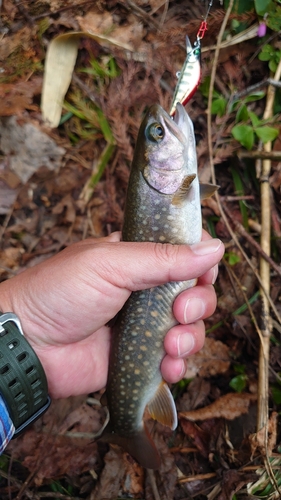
[0,77,42,116]
[185,337,230,379]
[179,393,257,421]
[0,180,18,214]
[90,447,127,500]
[41,33,80,128]
[0,116,65,183]
[249,411,278,457]
[41,28,133,128]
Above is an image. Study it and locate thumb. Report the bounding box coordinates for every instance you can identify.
[93,238,224,291]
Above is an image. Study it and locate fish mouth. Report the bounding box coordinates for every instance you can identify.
[162,103,191,143]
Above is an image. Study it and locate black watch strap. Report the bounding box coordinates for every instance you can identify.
[0,312,51,437]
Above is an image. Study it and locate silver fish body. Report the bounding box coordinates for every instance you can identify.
[101,103,202,469]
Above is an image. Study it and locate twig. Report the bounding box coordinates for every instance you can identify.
[0,469,39,500]
[179,472,217,484]
[238,150,281,160]
[257,56,281,496]
[14,0,33,24]
[222,203,281,279]
[230,78,281,104]
[120,0,160,30]
[72,74,101,108]
[147,469,161,500]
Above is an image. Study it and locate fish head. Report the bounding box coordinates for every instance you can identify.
[134,103,197,195]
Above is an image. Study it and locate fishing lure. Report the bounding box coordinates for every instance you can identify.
[169,35,201,116]
[170,1,213,116]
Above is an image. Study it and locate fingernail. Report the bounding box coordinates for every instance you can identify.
[191,239,222,256]
[177,333,195,357]
[184,297,205,323]
[212,266,218,285]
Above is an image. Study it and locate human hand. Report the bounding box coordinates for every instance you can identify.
[0,231,224,399]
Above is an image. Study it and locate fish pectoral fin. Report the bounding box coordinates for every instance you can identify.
[171,174,196,205]
[147,380,178,430]
[200,183,219,200]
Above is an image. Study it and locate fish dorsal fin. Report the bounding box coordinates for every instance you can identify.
[147,380,178,431]
[200,183,219,200]
[171,174,196,206]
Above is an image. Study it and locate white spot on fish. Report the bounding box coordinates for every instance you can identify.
[154,214,161,220]
[152,226,159,231]
[159,235,165,241]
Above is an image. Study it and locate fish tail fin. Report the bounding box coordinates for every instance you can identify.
[99,422,161,470]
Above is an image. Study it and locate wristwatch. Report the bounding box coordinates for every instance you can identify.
[0,312,51,437]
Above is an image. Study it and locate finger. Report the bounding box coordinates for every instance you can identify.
[197,264,218,286]
[173,284,217,324]
[161,356,187,384]
[94,238,224,291]
[162,321,205,383]
[164,320,205,359]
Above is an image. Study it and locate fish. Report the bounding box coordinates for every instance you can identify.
[170,36,201,116]
[100,103,217,469]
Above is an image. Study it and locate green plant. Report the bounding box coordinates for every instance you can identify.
[259,44,281,72]
[231,112,279,150]
[79,55,120,89]
[230,364,248,393]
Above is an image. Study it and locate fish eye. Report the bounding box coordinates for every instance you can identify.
[147,123,165,142]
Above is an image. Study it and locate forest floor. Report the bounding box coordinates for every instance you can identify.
[0,1,281,499]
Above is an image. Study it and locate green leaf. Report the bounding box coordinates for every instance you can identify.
[199,77,210,98]
[249,111,260,127]
[269,58,277,72]
[229,374,247,393]
[254,0,272,16]
[236,104,249,122]
[255,126,279,143]
[225,251,241,266]
[267,6,281,32]
[259,44,274,61]
[234,364,246,374]
[232,124,254,150]
[271,385,281,404]
[211,97,227,116]
[244,91,265,103]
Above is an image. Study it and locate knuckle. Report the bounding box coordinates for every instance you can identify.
[153,242,181,267]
